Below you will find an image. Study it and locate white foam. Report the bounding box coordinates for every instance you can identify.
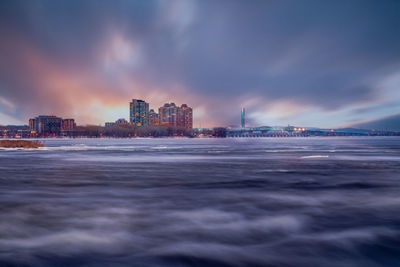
[301,155,329,159]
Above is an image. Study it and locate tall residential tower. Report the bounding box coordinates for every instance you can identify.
[149,109,159,126]
[158,103,178,127]
[159,103,193,129]
[177,104,193,129]
[129,99,149,126]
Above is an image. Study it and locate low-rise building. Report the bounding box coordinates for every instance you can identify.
[29,115,63,135]
[62,119,76,131]
[115,118,129,126]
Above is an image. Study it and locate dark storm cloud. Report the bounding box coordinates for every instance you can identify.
[0,0,156,67]
[352,113,400,131]
[0,0,400,126]
[175,0,400,105]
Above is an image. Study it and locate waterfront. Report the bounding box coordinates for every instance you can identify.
[1,137,400,266]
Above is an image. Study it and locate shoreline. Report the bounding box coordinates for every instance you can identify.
[1,135,399,141]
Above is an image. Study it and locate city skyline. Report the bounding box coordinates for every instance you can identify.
[27,98,193,129]
[1,1,400,129]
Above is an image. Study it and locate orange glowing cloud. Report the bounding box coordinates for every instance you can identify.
[0,30,224,127]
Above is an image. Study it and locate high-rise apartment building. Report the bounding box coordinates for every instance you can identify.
[177,104,193,129]
[159,103,193,129]
[130,99,149,126]
[149,109,159,126]
[159,103,178,127]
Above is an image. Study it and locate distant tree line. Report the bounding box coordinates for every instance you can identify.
[66,125,194,138]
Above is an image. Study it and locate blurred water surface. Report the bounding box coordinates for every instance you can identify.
[1,137,400,266]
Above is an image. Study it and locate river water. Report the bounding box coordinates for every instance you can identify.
[0,137,400,266]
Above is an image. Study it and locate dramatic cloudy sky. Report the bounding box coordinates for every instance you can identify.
[0,0,399,128]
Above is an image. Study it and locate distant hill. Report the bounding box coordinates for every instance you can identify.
[351,114,400,132]
[333,128,370,133]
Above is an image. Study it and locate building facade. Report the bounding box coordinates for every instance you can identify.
[62,119,76,131]
[149,109,159,126]
[159,103,178,127]
[177,104,193,129]
[158,103,193,129]
[130,99,149,126]
[29,115,63,134]
[29,119,35,131]
[115,118,129,126]
[105,118,129,127]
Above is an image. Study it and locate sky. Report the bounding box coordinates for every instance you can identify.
[0,0,399,128]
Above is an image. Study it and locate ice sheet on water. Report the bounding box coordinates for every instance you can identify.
[1,137,400,266]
